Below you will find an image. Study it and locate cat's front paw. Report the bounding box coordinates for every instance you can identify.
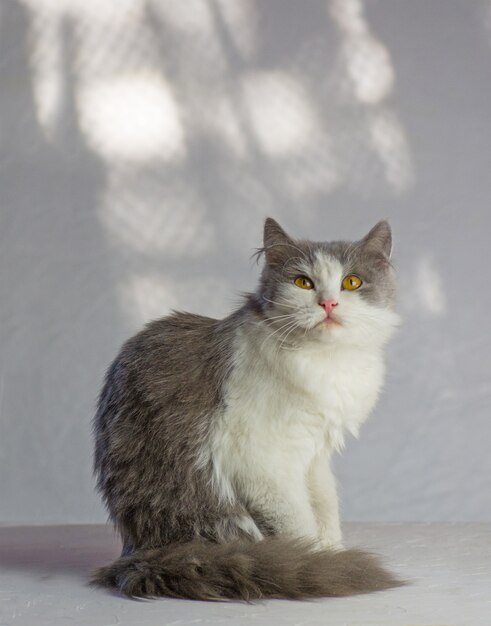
[318,537,345,551]
[317,526,344,551]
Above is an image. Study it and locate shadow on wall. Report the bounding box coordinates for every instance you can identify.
[0,0,418,524]
[8,0,414,327]
[2,0,491,526]
[0,0,115,522]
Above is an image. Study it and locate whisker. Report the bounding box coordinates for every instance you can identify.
[278,321,302,350]
[254,313,297,331]
[272,321,301,358]
[282,321,311,351]
[255,315,296,334]
[260,319,299,351]
[264,313,297,321]
[261,296,297,310]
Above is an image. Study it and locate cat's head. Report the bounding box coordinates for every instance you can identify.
[254,218,400,349]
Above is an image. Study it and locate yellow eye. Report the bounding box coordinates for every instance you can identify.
[342,274,362,290]
[294,276,314,290]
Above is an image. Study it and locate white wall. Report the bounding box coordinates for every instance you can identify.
[1,0,490,524]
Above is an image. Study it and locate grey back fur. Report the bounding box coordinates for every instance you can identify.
[94,311,245,553]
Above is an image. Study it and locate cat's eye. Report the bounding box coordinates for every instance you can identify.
[342,274,362,290]
[294,276,314,290]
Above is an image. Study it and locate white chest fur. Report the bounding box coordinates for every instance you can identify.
[205,327,386,504]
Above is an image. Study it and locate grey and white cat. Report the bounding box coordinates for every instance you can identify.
[92,218,402,600]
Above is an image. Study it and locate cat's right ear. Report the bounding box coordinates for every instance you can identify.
[263,218,294,266]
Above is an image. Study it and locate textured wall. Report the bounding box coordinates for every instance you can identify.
[0,0,490,524]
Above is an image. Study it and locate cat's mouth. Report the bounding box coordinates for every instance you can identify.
[318,315,342,328]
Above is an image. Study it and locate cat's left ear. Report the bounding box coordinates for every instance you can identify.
[361,220,392,259]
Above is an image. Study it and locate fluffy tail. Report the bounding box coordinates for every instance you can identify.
[92,538,404,600]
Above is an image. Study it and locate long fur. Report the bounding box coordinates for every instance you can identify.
[92,538,403,601]
[92,218,403,601]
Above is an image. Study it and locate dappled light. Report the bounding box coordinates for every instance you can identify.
[330,0,394,105]
[242,71,320,158]
[368,108,414,193]
[120,272,180,326]
[78,73,186,163]
[1,0,490,533]
[329,0,413,193]
[15,0,417,327]
[99,170,214,257]
[120,270,232,326]
[413,256,447,317]
[213,0,257,59]
[400,256,448,319]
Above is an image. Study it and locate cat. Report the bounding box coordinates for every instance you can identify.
[92,217,403,600]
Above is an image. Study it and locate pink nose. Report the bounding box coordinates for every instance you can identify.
[320,299,338,314]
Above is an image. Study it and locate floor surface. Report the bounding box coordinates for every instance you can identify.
[0,523,489,626]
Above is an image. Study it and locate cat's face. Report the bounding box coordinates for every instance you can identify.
[256,218,400,349]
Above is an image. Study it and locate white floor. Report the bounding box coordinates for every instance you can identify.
[0,523,489,626]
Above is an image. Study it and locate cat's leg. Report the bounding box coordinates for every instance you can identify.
[242,470,320,542]
[308,450,343,549]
